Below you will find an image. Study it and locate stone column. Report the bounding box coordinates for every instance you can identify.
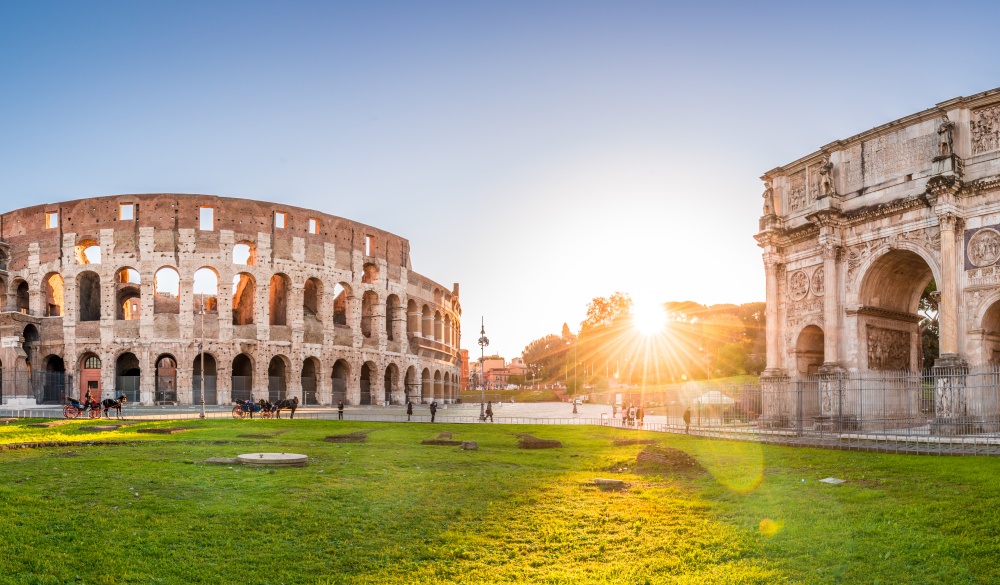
[821,243,840,365]
[938,213,961,358]
[763,259,780,370]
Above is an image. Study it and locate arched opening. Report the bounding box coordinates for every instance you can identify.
[362,263,379,285]
[232,273,255,326]
[407,299,419,336]
[859,249,933,371]
[433,370,443,403]
[360,362,373,405]
[16,281,30,314]
[386,295,400,341]
[22,326,39,392]
[75,240,101,264]
[444,314,452,346]
[78,272,101,321]
[231,354,254,402]
[80,353,102,400]
[232,242,257,266]
[155,354,177,404]
[795,325,824,376]
[422,305,433,339]
[405,366,418,403]
[268,355,288,402]
[303,278,323,344]
[302,357,320,405]
[331,359,350,405]
[43,273,64,317]
[384,364,398,404]
[192,353,218,405]
[193,267,219,313]
[434,311,443,342]
[269,274,290,326]
[41,355,65,403]
[115,268,141,321]
[116,352,141,403]
[361,291,379,338]
[153,267,180,314]
[0,278,7,312]
[333,283,350,327]
[421,368,431,403]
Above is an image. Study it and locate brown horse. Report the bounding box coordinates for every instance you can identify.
[274,396,299,419]
[102,395,128,418]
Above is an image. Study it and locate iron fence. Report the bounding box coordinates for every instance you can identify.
[192,375,218,405]
[231,376,252,403]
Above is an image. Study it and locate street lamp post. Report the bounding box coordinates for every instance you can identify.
[478,317,489,422]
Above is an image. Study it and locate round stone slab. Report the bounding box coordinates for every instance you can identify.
[237,452,308,467]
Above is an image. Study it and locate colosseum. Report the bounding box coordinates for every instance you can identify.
[0,194,462,407]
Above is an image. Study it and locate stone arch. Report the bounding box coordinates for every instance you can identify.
[77,271,101,322]
[43,272,64,317]
[331,359,351,405]
[443,314,451,346]
[40,354,66,403]
[857,248,935,372]
[407,299,419,336]
[22,325,39,380]
[0,276,7,312]
[301,356,321,405]
[232,241,257,266]
[192,352,218,405]
[434,311,443,342]
[362,263,379,285]
[386,294,401,341]
[422,304,433,339]
[794,324,824,376]
[361,290,379,338]
[153,266,181,314]
[384,363,399,404]
[421,368,431,403]
[79,352,102,400]
[232,273,255,326]
[433,370,443,403]
[360,361,376,405]
[193,267,220,313]
[231,353,254,402]
[116,352,141,402]
[154,354,178,404]
[75,239,101,265]
[14,279,30,314]
[269,273,291,326]
[332,282,352,327]
[115,267,142,321]
[405,365,418,403]
[268,355,290,402]
[303,277,324,344]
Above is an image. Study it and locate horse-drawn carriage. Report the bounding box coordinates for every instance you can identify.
[232,397,299,419]
[63,397,101,419]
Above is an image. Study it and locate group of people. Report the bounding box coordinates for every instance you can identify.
[613,403,645,428]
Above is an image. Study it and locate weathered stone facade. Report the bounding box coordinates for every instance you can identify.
[0,194,461,406]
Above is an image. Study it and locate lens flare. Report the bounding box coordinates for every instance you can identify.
[631,301,667,336]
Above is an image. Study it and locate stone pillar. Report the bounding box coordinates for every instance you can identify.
[763,259,781,370]
[821,243,840,365]
[938,214,961,358]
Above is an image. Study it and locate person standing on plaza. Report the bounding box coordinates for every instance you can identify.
[430,401,437,423]
[406,400,413,422]
[637,405,644,428]
[337,400,344,421]
[683,406,691,434]
[486,401,493,422]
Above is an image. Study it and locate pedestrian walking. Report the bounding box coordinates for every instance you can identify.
[683,406,691,434]
[485,401,493,422]
[406,400,413,421]
[430,401,437,423]
[637,405,644,428]
[338,400,344,420]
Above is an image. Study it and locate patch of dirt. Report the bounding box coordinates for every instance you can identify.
[79,425,124,432]
[516,434,562,449]
[27,421,72,428]
[422,439,462,446]
[634,446,704,474]
[437,432,453,439]
[325,430,375,443]
[237,430,292,439]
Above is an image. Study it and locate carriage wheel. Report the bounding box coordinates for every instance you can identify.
[232,406,244,419]
[89,408,101,419]
[260,409,272,419]
[63,405,78,419]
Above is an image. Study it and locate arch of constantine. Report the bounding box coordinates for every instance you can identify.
[0,194,462,406]
[756,87,1000,434]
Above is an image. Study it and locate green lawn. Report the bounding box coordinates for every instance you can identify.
[1,419,998,584]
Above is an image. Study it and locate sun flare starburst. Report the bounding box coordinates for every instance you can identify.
[631,301,667,336]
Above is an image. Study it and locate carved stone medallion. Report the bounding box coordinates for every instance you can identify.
[788,270,809,301]
[811,267,825,296]
[968,228,1000,268]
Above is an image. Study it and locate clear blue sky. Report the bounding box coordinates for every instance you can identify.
[2,1,1000,359]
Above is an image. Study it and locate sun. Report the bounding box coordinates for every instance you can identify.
[631,300,667,336]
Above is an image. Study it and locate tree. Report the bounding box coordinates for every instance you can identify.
[918,280,940,369]
[581,292,633,332]
[522,334,567,382]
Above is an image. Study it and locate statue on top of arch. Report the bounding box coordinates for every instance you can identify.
[761,180,775,216]
[818,155,836,197]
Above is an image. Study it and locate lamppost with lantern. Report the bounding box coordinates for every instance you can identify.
[478,318,489,421]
